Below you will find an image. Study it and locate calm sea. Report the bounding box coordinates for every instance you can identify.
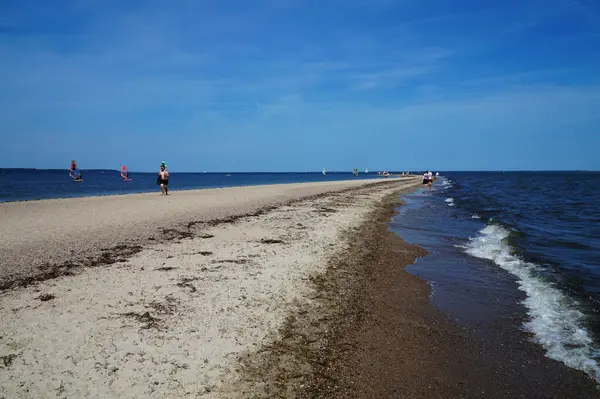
[389,172,600,382]
[0,169,386,202]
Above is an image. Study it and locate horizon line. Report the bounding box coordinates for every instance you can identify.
[1,168,598,173]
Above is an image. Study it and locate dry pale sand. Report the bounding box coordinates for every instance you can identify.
[0,178,413,288]
[0,178,421,398]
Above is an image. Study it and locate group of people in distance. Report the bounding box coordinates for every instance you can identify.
[423,170,436,187]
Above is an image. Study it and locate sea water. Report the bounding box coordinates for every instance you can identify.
[0,169,386,202]
[389,172,600,381]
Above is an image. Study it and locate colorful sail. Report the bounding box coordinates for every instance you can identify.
[121,165,129,180]
[69,160,82,180]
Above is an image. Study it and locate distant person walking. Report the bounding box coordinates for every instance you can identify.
[158,164,169,195]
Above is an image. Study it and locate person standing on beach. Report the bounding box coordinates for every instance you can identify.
[423,171,430,185]
[158,164,169,195]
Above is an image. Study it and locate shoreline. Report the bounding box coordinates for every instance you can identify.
[0,173,416,204]
[285,192,600,398]
[2,178,597,397]
[230,188,430,397]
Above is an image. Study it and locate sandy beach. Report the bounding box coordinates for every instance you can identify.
[3,177,598,399]
[0,178,420,398]
[0,178,413,289]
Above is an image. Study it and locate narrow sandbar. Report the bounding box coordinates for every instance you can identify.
[0,178,416,288]
[0,178,420,398]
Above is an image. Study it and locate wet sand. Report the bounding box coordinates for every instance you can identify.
[287,195,600,399]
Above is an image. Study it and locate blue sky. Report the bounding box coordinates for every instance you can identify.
[1,0,599,172]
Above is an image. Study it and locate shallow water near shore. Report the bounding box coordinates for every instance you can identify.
[390,172,600,382]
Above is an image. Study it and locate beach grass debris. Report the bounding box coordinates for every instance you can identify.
[161,228,194,241]
[177,276,199,293]
[37,293,55,302]
[0,240,147,290]
[148,296,178,315]
[314,207,338,214]
[1,354,18,367]
[260,239,285,244]
[120,311,161,330]
[213,258,249,264]
[84,245,144,267]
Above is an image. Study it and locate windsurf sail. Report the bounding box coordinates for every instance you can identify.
[121,165,129,179]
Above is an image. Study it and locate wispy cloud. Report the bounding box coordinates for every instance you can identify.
[350,66,437,91]
[0,0,598,171]
[346,47,452,90]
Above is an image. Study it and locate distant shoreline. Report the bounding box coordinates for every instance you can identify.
[0,168,419,174]
[0,171,414,203]
[0,168,600,176]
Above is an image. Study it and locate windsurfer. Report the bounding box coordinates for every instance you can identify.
[121,165,130,180]
[69,160,82,180]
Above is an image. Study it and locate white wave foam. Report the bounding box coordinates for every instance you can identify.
[465,224,600,381]
[445,198,455,207]
[471,214,481,219]
[437,177,452,189]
